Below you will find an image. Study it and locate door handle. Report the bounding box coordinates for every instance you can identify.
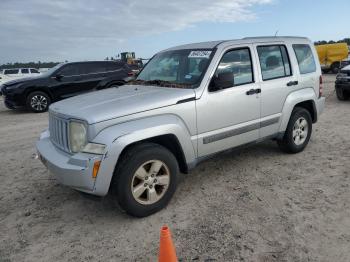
[287,81,298,86]
[246,88,261,95]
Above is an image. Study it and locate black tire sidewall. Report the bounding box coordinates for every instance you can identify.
[282,108,312,153]
[26,91,51,113]
[114,143,178,217]
[336,87,348,100]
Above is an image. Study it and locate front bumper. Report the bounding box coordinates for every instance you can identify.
[335,81,350,91]
[36,130,104,195]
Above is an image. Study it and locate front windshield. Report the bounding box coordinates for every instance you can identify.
[134,49,214,88]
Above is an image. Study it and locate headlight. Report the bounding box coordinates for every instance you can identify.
[69,121,87,153]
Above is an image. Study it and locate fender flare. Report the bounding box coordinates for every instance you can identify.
[279,88,317,133]
[91,114,196,196]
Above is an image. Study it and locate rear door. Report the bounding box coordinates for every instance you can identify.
[253,42,298,138]
[78,62,108,91]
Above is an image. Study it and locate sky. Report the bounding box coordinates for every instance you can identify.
[0,0,349,63]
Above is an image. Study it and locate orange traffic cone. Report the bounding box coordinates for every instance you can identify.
[158,225,178,262]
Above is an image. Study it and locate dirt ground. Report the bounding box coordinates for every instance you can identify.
[0,74,349,262]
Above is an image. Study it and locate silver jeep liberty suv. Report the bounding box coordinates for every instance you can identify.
[37,37,325,217]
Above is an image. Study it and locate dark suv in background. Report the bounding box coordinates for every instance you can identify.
[0,61,133,112]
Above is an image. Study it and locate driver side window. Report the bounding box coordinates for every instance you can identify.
[58,64,79,77]
[215,48,254,86]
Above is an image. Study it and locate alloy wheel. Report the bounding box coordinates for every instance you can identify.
[31,95,48,111]
[292,117,309,146]
[131,160,170,205]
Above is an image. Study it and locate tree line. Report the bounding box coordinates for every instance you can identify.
[0,61,61,70]
[314,38,350,46]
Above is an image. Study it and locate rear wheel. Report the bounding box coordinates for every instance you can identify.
[112,143,178,217]
[278,107,312,154]
[26,91,51,113]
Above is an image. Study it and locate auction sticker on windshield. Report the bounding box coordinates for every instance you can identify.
[188,50,212,58]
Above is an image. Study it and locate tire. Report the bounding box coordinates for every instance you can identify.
[112,143,179,217]
[277,107,312,154]
[331,63,340,74]
[336,87,349,101]
[26,91,51,113]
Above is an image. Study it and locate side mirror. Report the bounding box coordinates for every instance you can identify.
[209,72,234,91]
[55,74,63,81]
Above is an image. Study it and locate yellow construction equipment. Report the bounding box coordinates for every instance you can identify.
[315,43,349,73]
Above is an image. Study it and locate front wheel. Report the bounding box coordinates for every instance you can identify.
[26,91,51,113]
[277,107,312,154]
[112,143,178,217]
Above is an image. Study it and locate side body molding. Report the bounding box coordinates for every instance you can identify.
[279,88,318,133]
[91,114,196,196]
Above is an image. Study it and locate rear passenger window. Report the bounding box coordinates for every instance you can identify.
[257,45,292,80]
[293,44,316,74]
[21,69,29,74]
[216,48,254,86]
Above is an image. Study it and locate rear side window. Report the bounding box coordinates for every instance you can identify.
[4,69,19,75]
[21,69,29,74]
[293,44,316,74]
[257,45,292,80]
[215,48,254,86]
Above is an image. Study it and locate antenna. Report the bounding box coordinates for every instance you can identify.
[274,30,279,37]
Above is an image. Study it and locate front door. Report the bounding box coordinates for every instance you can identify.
[196,45,261,157]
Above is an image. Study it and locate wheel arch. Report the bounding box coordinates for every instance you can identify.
[118,134,188,174]
[25,87,54,102]
[91,114,196,196]
[279,88,318,133]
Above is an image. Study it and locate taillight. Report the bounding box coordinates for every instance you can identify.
[128,71,134,76]
[319,75,323,98]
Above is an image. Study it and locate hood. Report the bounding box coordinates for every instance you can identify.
[3,75,44,86]
[49,85,196,124]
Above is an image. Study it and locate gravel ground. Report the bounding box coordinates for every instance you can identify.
[0,74,349,262]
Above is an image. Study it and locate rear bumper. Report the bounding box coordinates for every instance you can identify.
[36,130,105,195]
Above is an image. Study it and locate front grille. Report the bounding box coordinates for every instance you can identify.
[49,113,70,152]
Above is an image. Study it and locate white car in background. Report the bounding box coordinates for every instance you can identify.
[2,68,41,80]
[0,74,11,84]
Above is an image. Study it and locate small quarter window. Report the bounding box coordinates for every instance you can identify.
[293,44,316,74]
[215,48,254,86]
[257,45,292,80]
